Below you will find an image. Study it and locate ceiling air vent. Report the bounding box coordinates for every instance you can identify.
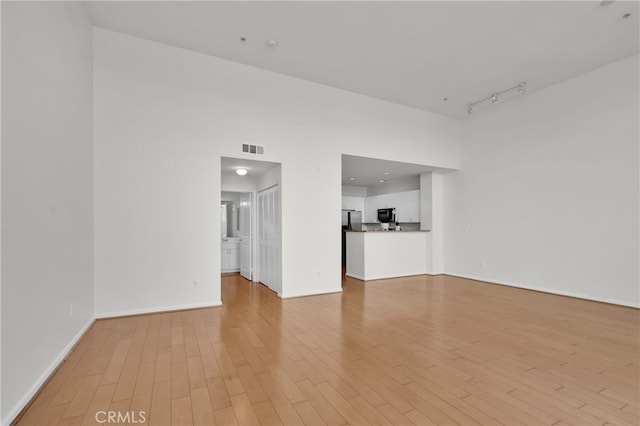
[242,144,264,155]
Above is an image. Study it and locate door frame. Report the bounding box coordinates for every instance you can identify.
[239,191,253,281]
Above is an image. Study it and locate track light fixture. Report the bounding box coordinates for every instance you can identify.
[466,82,527,115]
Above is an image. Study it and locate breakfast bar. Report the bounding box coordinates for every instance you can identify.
[345,230,431,280]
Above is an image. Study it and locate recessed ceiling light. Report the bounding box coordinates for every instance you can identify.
[266,39,278,48]
[347,177,356,180]
[236,168,248,176]
[240,37,247,42]
[378,179,386,183]
[600,0,615,6]
[383,171,391,175]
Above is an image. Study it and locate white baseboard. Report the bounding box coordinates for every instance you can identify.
[279,288,343,299]
[2,317,95,426]
[345,273,365,281]
[95,301,222,319]
[446,273,640,309]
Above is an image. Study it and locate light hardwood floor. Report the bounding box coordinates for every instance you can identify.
[16,274,639,425]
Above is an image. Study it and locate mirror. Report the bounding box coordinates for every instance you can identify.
[221,191,242,238]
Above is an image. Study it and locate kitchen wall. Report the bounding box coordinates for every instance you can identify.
[342,185,367,197]
[1,2,94,422]
[93,28,460,310]
[445,55,639,307]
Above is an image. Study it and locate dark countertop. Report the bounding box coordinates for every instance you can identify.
[345,230,430,233]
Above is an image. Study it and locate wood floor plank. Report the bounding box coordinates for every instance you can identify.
[231,393,261,425]
[171,359,190,400]
[171,396,193,426]
[236,364,269,404]
[190,384,215,425]
[292,400,325,425]
[61,374,102,419]
[16,274,639,426]
[252,400,284,426]
[79,383,117,426]
[213,406,238,426]
[186,355,208,390]
[403,408,439,426]
[207,376,232,411]
[112,343,143,401]
[315,382,368,425]
[347,396,392,425]
[130,362,155,424]
[256,373,305,425]
[296,379,346,426]
[149,380,171,426]
[100,338,132,385]
[375,403,415,425]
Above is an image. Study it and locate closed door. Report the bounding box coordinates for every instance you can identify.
[258,185,280,293]
[239,192,252,280]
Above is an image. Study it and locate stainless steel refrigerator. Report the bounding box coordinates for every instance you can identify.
[341,210,362,267]
[341,210,362,231]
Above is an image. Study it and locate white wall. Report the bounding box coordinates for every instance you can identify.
[93,28,460,313]
[1,2,94,422]
[445,55,639,307]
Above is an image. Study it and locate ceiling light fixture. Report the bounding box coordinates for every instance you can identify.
[378,179,386,183]
[266,39,278,48]
[236,168,248,176]
[347,177,356,180]
[600,0,615,6]
[383,171,391,175]
[466,81,527,115]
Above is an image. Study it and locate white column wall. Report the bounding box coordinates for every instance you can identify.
[1,2,94,421]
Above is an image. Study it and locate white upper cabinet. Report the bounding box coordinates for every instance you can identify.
[399,190,420,223]
[364,195,380,222]
[378,192,401,209]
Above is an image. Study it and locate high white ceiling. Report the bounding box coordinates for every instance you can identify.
[87,1,639,118]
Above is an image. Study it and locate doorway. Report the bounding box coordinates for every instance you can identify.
[220,157,282,295]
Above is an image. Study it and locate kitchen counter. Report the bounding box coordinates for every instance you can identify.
[345,230,430,233]
[345,230,431,280]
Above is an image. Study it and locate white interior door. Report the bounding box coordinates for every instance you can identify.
[258,185,281,293]
[239,192,252,280]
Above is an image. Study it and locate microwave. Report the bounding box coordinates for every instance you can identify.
[377,208,395,223]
